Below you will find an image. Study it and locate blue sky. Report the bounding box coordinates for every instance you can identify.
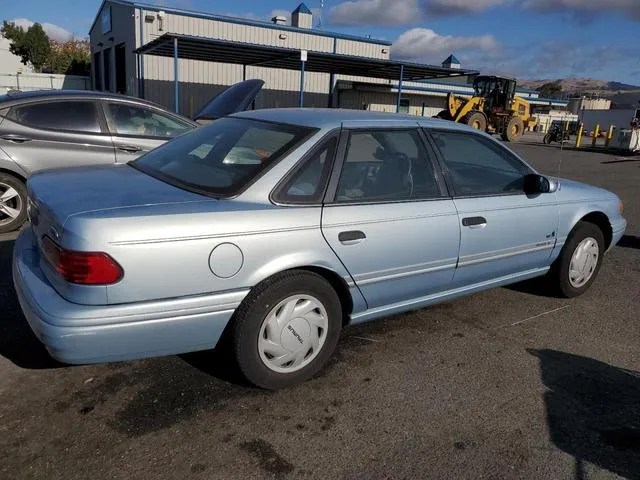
[2,0,640,84]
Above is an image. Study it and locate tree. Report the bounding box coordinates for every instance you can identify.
[47,39,91,76]
[538,81,563,99]
[1,21,51,72]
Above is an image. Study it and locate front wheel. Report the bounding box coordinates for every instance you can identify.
[543,133,552,144]
[0,173,28,234]
[549,221,605,298]
[231,270,343,390]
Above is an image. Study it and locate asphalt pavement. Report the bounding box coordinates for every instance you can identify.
[1,136,639,480]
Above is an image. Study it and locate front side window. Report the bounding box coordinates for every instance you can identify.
[131,117,315,197]
[11,101,101,133]
[107,103,192,138]
[430,130,529,196]
[335,130,441,202]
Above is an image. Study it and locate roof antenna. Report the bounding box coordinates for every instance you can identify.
[315,0,325,29]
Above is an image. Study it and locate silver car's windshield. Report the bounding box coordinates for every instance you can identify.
[131,117,316,197]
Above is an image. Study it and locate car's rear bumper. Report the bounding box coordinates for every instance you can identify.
[12,228,248,365]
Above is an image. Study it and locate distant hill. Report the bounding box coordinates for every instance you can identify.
[519,78,640,97]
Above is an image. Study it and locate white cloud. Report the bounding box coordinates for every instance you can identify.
[391,28,501,64]
[426,0,508,15]
[9,18,73,41]
[329,0,424,26]
[522,0,640,20]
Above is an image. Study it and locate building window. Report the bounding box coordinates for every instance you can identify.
[399,97,410,114]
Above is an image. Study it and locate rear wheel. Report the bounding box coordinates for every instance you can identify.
[0,173,27,234]
[463,111,487,131]
[232,270,343,390]
[548,221,605,298]
[543,133,552,144]
[501,116,524,142]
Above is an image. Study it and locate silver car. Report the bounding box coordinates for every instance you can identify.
[0,80,264,233]
[13,108,626,389]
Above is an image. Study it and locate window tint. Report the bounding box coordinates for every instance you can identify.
[107,103,192,138]
[335,130,441,202]
[275,136,337,204]
[430,131,529,196]
[12,101,101,133]
[131,117,314,197]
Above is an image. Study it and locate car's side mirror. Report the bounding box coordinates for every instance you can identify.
[523,173,551,195]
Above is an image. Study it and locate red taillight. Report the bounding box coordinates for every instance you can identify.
[41,236,123,285]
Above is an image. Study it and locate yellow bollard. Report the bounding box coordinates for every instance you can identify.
[576,122,583,148]
[592,124,600,147]
[605,125,615,147]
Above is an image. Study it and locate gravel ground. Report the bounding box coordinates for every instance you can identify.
[0,136,639,480]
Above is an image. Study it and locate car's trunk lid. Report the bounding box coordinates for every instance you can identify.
[27,164,206,248]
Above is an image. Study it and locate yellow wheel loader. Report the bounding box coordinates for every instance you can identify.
[435,75,537,142]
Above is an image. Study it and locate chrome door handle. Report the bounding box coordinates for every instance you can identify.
[462,216,487,229]
[339,230,366,245]
[1,134,31,143]
[118,145,142,153]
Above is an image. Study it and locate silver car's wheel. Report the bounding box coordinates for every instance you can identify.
[0,174,28,234]
[258,294,329,374]
[232,270,342,390]
[550,221,605,298]
[0,182,23,227]
[568,237,599,288]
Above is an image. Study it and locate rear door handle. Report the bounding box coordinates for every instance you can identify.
[1,134,31,143]
[338,230,366,245]
[117,145,142,153]
[462,216,487,228]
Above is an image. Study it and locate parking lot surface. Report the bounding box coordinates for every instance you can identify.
[1,137,639,480]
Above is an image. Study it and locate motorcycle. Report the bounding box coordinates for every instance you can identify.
[544,125,571,144]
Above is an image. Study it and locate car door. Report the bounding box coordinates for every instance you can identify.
[321,126,461,310]
[102,101,194,162]
[427,128,559,287]
[0,99,115,173]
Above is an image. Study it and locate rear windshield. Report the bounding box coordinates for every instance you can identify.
[130,117,316,197]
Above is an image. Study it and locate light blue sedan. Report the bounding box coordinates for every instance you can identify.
[12,105,626,389]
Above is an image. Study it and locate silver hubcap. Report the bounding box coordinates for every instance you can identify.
[258,294,329,374]
[0,182,23,226]
[569,237,599,288]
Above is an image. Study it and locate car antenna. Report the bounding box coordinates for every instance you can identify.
[557,113,567,179]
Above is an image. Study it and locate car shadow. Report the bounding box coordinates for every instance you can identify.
[504,276,561,298]
[617,235,640,250]
[528,349,640,480]
[601,157,640,165]
[0,238,64,369]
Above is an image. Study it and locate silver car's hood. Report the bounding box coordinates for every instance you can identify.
[27,164,205,225]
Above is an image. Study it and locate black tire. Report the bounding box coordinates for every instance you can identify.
[548,221,605,298]
[501,116,524,142]
[231,270,342,390]
[0,173,28,234]
[435,110,452,120]
[543,133,552,144]
[463,111,487,131]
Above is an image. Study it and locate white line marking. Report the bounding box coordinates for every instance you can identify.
[508,305,572,327]
[350,336,382,343]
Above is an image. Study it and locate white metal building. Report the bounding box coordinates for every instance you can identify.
[89,0,569,116]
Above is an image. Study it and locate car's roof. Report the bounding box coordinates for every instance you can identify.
[232,108,472,131]
[0,89,176,111]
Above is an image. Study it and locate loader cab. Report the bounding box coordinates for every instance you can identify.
[473,75,517,113]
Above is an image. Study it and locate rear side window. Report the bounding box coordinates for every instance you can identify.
[106,103,192,138]
[11,101,101,133]
[274,135,337,204]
